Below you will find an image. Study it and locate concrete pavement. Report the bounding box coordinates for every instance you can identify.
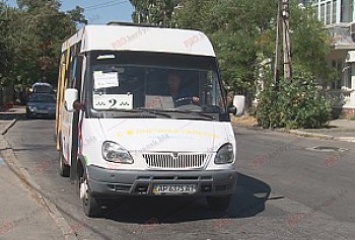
[0,106,78,240]
[0,106,354,239]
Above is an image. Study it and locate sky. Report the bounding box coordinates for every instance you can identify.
[6,0,134,24]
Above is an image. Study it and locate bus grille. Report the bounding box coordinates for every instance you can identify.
[143,154,207,169]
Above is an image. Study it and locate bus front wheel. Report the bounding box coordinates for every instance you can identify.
[79,171,101,217]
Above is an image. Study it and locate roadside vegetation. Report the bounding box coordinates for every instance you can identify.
[255,74,332,129]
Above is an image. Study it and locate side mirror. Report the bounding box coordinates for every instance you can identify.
[228,106,237,115]
[64,88,78,112]
[232,95,245,117]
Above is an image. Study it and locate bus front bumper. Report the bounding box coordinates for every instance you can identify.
[86,165,238,198]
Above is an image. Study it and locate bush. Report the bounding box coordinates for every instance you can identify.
[254,75,331,129]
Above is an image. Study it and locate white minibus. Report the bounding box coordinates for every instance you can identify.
[55,22,243,217]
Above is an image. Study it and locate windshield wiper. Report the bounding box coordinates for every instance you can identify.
[134,108,172,118]
[165,110,216,120]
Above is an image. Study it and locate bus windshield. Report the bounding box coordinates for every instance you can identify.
[87,52,227,119]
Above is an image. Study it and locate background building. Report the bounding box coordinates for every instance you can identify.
[306,0,355,118]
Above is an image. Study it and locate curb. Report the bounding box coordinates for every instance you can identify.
[0,120,78,240]
[234,123,355,143]
[282,129,355,142]
[283,129,335,140]
[1,119,17,135]
[334,137,355,143]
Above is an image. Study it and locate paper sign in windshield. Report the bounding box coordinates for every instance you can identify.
[93,94,133,110]
[145,95,174,109]
[93,71,119,89]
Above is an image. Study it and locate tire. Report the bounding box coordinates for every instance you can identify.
[59,154,70,177]
[79,172,101,217]
[206,195,232,211]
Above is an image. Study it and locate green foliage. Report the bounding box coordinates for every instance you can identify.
[173,0,277,101]
[171,0,212,30]
[0,4,15,86]
[16,0,61,10]
[289,1,333,80]
[255,72,332,129]
[66,6,87,25]
[171,0,334,107]
[129,0,180,26]
[0,0,85,87]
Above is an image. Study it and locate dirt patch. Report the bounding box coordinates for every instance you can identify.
[231,115,258,127]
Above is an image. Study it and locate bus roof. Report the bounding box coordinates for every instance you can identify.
[61,25,216,57]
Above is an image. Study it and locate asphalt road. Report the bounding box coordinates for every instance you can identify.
[4,118,355,240]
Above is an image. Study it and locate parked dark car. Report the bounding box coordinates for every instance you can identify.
[31,82,54,94]
[26,93,56,119]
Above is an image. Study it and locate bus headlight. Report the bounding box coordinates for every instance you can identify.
[214,143,234,164]
[102,141,134,164]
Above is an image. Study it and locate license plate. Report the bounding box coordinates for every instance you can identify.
[153,184,197,195]
[37,110,48,114]
[37,108,48,113]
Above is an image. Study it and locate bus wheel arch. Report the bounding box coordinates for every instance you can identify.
[77,156,85,181]
[58,132,70,177]
[59,153,70,177]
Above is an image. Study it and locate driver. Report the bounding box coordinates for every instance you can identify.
[167,72,199,106]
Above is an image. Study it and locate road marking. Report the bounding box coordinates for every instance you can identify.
[0,157,6,166]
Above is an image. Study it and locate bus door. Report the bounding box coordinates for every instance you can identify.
[61,43,82,180]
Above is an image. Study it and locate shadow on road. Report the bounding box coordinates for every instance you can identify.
[0,109,54,121]
[97,172,271,224]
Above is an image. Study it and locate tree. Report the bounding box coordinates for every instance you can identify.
[172,0,334,107]
[16,0,61,11]
[173,0,277,105]
[130,0,180,26]
[67,6,87,25]
[289,1,333,80]
[7,0,86,86]
[0,3,15,86]
[254,2,334,129]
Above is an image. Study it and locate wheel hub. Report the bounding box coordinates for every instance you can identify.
[79,180,88,200]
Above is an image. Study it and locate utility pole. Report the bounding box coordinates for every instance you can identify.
[138,11,141,24]
[135,6,141,23]
[281,0,292,81]
[162,1,167,27]
[274,0,282,85]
